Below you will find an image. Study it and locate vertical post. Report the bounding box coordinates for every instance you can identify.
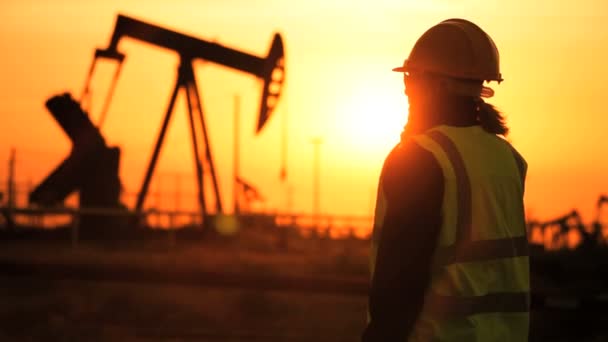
[27,178,36,226]
[7,148,16,209]
[233,94,240,215]
[310,138,323,229]
[280,98,288,182]
[168,212,176,249]
[172,173,180,239]
[174,173,181,214]
[280,102,289,216]
[71,209,80,249]
[286,185,294,215]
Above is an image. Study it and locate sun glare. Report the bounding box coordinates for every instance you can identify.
[336,85,406,155]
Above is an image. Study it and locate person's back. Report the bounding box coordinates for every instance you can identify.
[408,125,529,341]
[363,19,530,341]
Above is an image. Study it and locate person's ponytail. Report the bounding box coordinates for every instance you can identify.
[476,99,509,136]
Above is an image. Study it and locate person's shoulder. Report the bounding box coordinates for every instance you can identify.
[388,137,435,165]
[380,136,444,202]
[383,137,440,179]
[492,135,528,171]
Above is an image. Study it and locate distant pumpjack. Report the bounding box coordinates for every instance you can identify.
[532,208,602,251]
[591,194,608,245]
[81,14,285,225]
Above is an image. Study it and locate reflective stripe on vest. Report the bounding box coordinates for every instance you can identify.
[427,130,529,268]
[426,130,473,243]
[425,291,530,319]
[423,129,529,315]
[411,126,529,339]
[433,235,529,268]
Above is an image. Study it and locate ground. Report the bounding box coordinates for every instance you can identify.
[2,229,608,341]
[0,232,370,341]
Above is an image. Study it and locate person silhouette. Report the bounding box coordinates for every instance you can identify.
[363,19,530,341]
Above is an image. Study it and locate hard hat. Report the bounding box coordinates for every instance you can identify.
[393,19,502,96]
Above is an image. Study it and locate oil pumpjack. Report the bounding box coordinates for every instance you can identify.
[29,14,285,233]
[527,195,608,251]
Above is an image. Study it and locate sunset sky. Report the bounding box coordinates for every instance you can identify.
[1,0,608,228]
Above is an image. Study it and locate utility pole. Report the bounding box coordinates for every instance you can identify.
[280,98,288,182]
[310,137,323,228]
[287,185,294,214]
[233,94,241,215]
[280,99,289,215]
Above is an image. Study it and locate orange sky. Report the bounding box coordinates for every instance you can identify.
[1,0,608,227]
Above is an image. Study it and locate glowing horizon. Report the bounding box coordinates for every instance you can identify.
[1,1,608,229]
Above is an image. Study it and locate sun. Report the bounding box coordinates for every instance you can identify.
[334,84,407,156]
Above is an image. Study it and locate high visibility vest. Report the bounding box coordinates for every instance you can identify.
[371,125,530,341]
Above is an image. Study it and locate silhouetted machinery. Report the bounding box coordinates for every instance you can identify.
[527,194,608,251]
[29,14,285,231]
[29,94,122,231]
[528,209,591,250]
[527,196,608,340]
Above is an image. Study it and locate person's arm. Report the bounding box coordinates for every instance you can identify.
[362,140,444,341]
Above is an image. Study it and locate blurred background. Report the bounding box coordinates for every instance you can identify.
[1,0,608,341]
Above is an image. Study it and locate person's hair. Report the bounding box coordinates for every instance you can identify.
[476,98,509,136]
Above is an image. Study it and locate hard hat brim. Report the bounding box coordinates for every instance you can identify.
[392,58,409,72]
[392,60,408,72]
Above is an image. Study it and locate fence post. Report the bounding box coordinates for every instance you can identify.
[71,209,79,248]
[168,212,176,249]
[276,219,289,252]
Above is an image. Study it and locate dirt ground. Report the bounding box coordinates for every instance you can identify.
[0,275,367,341]
[2,238,608,341]
[0,237,370,341]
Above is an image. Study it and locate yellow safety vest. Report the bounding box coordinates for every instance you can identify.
[371,125,530,341]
